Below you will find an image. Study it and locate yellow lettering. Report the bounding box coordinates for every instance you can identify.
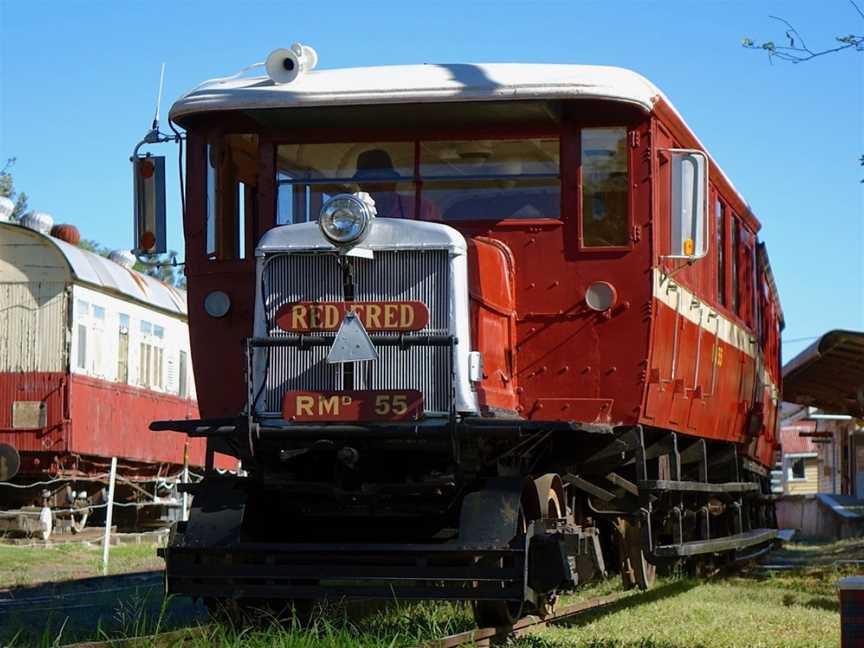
[391,394,408,415]
[367,304,382,330]
[308,305,321,329]
[291,305,308,330]
[296,395,314,416]
[384,304,399,328]
[375,394,391,416]
[319,395,340,415]
[325,304,340,329]
[400,304,414,329]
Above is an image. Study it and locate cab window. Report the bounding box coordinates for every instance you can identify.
[205,134,258,261]
[580,128,629,248]
[275,138,560,223]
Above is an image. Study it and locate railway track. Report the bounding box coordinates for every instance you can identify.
[57,592,626,648]
[411,592,625,648]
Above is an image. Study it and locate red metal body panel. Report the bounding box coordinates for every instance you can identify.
[468,237,518,412]
[0,372,68,454]
[68,374,205,466]
[0,371,216,475]
[180,99,782,469]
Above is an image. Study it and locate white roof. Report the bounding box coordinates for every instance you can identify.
[0,223,187,317]
[170,60,756,229]
[170,63,665,120]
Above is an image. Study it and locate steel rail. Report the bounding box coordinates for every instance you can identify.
[410,592,626,648]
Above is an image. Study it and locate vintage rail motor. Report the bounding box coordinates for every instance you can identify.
[142,45,783,624]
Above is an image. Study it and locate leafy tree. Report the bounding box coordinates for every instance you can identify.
[0,158,29,221]
[743,1,864,180]
[742,1,864,63]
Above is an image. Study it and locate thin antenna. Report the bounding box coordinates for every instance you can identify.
[152,63,166,131]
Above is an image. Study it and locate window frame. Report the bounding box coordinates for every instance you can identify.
[577,126,633,252]
[273,134,564,226]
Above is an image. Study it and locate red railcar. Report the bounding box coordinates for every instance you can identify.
[146,50,783,623]
[0,220,210,536]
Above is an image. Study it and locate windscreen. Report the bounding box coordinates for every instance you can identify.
[276,138,560,224]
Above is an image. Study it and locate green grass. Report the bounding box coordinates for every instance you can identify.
[6,539,856,647]
[511,539,852,648]
[0,542,162,588]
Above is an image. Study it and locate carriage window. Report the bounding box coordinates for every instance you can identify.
[75,300,89,372]
[178,350,188,399]
[581,128,629,247]
[419,139,559,220]
[91,306,106,377]
[275,139,559,223]
[730,216,740,315]
[117,313,129,384]
[206,134,258,260]
[716,200,726,306]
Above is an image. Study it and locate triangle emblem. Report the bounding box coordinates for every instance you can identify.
[327,311,379,364]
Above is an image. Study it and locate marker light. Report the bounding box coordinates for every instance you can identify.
[585,281,618,312]
[204,291,231,318]
[319,193,376,245]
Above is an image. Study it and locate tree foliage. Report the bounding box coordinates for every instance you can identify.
[742,1,864,63]
[743,1,864,181]
[0,158,29,221]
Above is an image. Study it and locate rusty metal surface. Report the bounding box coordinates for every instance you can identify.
[413,592,625,648]
[783,329,864,416]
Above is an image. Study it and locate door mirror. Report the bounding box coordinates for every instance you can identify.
[668,149,708,260]
[133,155,166,254]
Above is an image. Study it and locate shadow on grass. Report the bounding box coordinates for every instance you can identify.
[554,580,701,630]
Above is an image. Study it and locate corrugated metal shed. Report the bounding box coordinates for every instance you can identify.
[0,223,186,316]
[783,330,864,416]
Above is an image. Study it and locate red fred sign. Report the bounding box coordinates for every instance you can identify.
[283,390,424,422]
[275,301,429,333]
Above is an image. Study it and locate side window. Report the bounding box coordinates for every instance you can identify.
[153,325,165,390]
[91,305,106,377]
[139,321,153,388]
[716,199,726,307]
[730,216,740,315]
[117,314,130,383]
[75,299,89,371]
[206,134,258,261]
[178,350,188,399]
[581,128,629,248]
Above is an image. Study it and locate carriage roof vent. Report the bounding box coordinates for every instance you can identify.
[109,249,136,268]
[21,211,54,235]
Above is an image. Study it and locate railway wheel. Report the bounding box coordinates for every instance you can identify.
[618,519,655,591]
[471,480,543,628]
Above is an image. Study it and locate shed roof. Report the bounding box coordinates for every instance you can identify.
[0,223,187,317]
[783,330,864,416]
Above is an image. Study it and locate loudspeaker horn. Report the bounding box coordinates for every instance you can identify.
[265,43,318,84]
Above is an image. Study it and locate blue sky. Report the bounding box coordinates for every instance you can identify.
[1,0,861,361]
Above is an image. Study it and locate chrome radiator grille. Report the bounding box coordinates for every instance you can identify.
[261,250,451,415]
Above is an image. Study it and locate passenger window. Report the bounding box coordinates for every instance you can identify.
[206,134,258,261]
[117,313,129,384]
[716,200,726,306]
[420,138,560,220]
[581,128,629,247]
[730,216,740,315]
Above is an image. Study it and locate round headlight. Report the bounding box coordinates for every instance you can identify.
[204,290,231,318]
[319,193,375,245]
